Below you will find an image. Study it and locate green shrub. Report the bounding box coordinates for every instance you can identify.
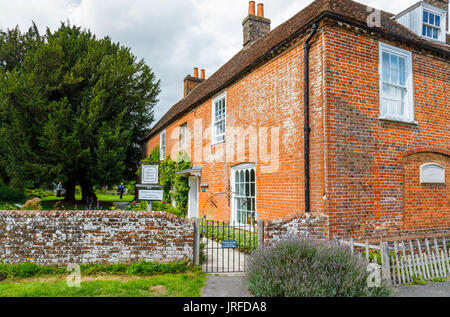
[125,200,185,218]
[0,203,18,210]
[0,260,195,280]
[246,237,393,297]
[0,262,65,279]
[0,185,26,203]
[25,188,54,199]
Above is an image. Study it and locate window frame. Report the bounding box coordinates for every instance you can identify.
[211,92,227,145]
[230,163,257,226]
[420,4,446,42]
[160,129,166,161]
[378,42,415,124]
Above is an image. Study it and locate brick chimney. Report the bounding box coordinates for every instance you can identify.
[184,68,205,98]
[242,2,271,48]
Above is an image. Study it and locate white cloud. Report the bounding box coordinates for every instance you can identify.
[0,0,442,124]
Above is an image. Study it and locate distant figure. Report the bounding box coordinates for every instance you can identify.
[54,182,63,197]
[118,183,125,200]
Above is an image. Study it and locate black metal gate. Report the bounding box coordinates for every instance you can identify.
[200,218,258,273]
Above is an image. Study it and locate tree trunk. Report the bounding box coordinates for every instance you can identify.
[81,181,97,203]
[64,182,76,202]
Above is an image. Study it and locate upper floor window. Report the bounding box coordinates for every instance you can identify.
[160,129,166,160]
[422,9,442,40]
[179,123,187,150]
[212,92,226,144]
[379,42,414,123]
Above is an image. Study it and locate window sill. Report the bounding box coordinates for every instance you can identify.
[211,140,225,147]
[378,116,418,126]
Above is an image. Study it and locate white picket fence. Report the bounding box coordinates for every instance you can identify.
[335,236,450,285]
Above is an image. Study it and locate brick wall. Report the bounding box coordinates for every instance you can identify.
[263,213,329,245]
[145,18,449,240]
[323,22,450,240]
[146,27,328,222]
[0,210,194,265]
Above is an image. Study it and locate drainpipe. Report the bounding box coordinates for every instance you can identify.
[304,23,318,213]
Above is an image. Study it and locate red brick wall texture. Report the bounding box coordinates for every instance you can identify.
[146,20,449,240]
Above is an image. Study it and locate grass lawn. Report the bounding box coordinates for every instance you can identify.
[38,194,135,210]
[41,194,134,203]
[0,272,205,297]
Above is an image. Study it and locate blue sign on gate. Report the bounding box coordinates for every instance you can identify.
[222,240,238,249]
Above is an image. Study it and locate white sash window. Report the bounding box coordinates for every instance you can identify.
[231,164,256,225]
[379,42,414,123]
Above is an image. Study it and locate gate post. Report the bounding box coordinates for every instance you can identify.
[193,218,200,265]
[381,241,392,285]
[257,218,264,248]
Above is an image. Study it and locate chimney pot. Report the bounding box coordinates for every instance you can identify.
[248,1,256,15]
[201,69,205,79]
[257,3,264,18]
[193,67,199,78]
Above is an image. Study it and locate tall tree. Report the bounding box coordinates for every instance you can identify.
[0,23,160,201]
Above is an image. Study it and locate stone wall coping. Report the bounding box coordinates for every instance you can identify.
[0,210,193,223]
[265,212,328,226]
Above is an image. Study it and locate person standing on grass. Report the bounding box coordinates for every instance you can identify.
[118,183,125,200]
[54,181,63,197]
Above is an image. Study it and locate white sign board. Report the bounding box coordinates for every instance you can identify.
[420,164,445,184]
[139,189,164,201]
[142,165,159,184]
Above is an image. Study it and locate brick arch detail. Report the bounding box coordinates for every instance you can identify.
[401,151,449,231]
[403,147,450,158]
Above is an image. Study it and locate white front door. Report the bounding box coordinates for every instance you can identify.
[188,176,199,219]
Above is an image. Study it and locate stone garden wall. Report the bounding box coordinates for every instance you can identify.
[263,213,330,245]
[0,210,194,265]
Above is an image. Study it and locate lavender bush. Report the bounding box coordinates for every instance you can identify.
[246,237,393,297]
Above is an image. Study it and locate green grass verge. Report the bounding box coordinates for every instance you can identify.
[0,260,195,280]
[41,194,134,203]
[0,272,205,297]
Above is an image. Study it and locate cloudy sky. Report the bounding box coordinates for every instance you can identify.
[0,0,437,125]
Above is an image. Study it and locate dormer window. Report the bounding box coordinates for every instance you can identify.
[393,1,447,43]
[422,9,442,40]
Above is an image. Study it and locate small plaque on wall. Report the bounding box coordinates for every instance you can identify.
[420,163,445,184]
[142,165,159,184]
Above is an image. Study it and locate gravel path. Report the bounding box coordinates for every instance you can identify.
[202,274,253,297]
[395,281,450,297]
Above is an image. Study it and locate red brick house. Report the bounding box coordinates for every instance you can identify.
[142,0,449,240]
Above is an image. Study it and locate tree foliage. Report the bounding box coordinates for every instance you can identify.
[0,23,160,201]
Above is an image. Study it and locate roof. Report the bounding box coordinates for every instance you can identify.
[143,0,450,142]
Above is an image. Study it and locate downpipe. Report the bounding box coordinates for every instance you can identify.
[304,23,318,213]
